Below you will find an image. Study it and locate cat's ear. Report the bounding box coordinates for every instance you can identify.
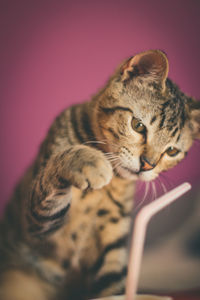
[121,50,169,86]
[188,99,200,139]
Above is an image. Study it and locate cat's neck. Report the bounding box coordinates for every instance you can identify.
[105,175,136,213]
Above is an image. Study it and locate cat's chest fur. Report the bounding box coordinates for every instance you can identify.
[50,176,135,269]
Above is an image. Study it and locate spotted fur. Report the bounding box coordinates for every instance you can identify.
[0,50,199,300]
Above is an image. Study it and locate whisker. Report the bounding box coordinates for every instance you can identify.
[158,176,168,194]
[104,153,120,162]
[149,181,153,201]
[152,181,157,200]
[113,161,122,169]
[104,151,119,155]
[158,176,172,217]
[143,182,150,202]
[135,181,150,211]
[104,151,119,156]
[160,173,174,189]
[83,139,119,151]
[136,181,143,193]
[108,158,120,162]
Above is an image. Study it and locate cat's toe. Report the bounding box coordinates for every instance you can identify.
[82,159,113,189]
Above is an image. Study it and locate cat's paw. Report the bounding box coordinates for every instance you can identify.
[66,146,113,190]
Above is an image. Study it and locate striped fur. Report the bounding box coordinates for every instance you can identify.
[0,50,199,300]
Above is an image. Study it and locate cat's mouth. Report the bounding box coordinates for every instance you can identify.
[116,164,157,182]
[115,165,140,180]
[122,166,140,175]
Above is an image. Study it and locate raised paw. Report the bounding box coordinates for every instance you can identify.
[65,146,113,190]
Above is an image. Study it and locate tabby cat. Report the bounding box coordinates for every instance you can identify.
[0,50,199,300]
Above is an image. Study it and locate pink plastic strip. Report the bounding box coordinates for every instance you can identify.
[125,182,191,300]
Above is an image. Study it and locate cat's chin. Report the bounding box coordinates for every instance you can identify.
[139,171,158,182]
[114,165,158,182]
[115,165,139,181]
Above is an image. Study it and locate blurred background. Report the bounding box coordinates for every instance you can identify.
[1,0,200,295]
[0,0,200,214]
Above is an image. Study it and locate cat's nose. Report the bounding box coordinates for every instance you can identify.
[140,156,156,171]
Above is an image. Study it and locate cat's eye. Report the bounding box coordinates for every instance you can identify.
[166,146,180,157]
[131,118,146,134]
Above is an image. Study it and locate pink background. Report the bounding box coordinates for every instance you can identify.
[1,0,200,214]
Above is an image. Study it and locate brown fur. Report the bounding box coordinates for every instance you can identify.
[0,50,199,300]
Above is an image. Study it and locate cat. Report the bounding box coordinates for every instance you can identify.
[0,50,199,300]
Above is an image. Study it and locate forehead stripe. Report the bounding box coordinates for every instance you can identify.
[158,101,170,129]
[176,133,181,142]
[100,106,133,114]
[159,113,166,129]
[171,127,179,137]
[150,116,157,124]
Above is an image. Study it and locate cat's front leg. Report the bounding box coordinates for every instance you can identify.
[26,145,113,238]
[55,145,113,190]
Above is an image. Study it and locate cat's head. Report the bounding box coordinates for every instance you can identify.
[93,50,200,181]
